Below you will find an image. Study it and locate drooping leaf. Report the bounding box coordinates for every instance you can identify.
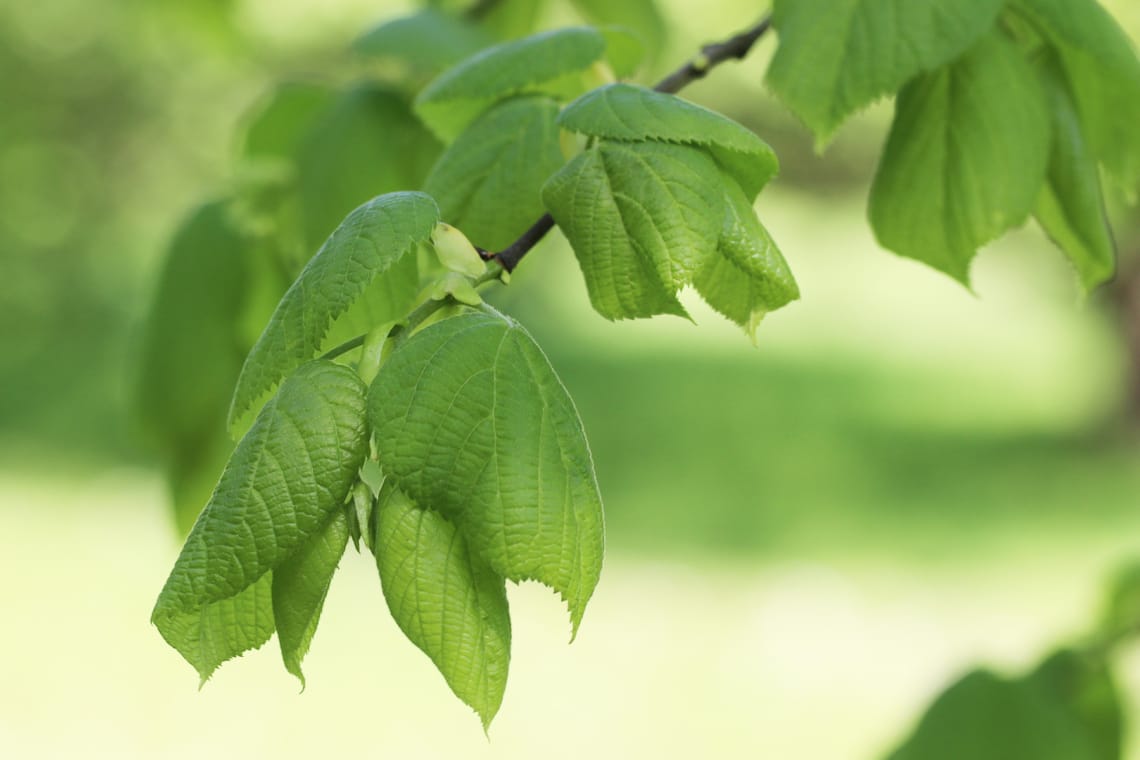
[558,83,778,197]
[869,30,1050,284]
[368,310,604,632]
[424,95,564,250]
[694,180,799,339]
[353,9,491,75]
[542,140,724,320]
[1011,0,1140,191]
[374,484,511,728]
[240,82,337,164]
[415,27,606,142]
[570,0,666,59]
[766,0,1005,143]
[154,361,368,682]
[1033,55,1115,291]
[296,85,442,252]
[229,192,438,429]
[272,509,350,684]
[1029,649,1123,760]
[887,669,1103,760]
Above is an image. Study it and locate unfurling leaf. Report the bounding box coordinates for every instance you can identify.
[869,30,1050,285]
[153,361,368,682]
[375,485,511,729]
[368,310,604,633]
[767,0,1005,143]
[229,192,438,429]
[424,95,565,250]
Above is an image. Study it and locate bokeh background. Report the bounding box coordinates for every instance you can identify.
[2,0,1140,756]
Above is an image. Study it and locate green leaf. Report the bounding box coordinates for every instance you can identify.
[1030,649,1122,760]
[374,484,510,729]
[869,30,1050,284]
[542,140,724,320]
[272,509,349,685]
[154,361,368,682]
[469,0,545,42]
[230,192,438,429]
[570,0,666,59]
[368,310,604,632]
[424,95,564,250]
[694,180,799,339]
[296,85,442,252]
[1033,56,1115,291]
[888,669,1103,760]
[558,83,778,198]
[597,26,646,79]
[415,27,606,142]
[353,10,491,75]
[766,0,1005,143]
[1098,562,1140,643]
[1011,0,1140,191]
[240,82,336,164]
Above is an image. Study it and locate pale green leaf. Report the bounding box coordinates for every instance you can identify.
[154,361,368,681]
[1034,56,1115,291]
[353,10,491,74]
[570,0,665,60]
[869,30,1050,284]
[368,310,604,632]
[424,95,564,250]
[415,27,606,142]
[240,82,336,164]
[474,0,545,41]
[1011,0,1140,191]
[375,485,510,729]
[542,140,723,320]
[230,192,438,428]
[767,0,1005,143]
[558,83,778,198]
[694,180,799,339]
[888,669,1104,760]
[272,509,349,684]
[597,26,646,80]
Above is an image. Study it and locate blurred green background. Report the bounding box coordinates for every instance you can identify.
[2,0,1140,756]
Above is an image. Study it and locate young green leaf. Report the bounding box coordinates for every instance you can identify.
[869,30,1050,285]
[888,669,1103,760]
[766,0,1005,144]
[374,485,511,729]
[694,181,799,340]
[296,85,442,252]
[154,361,368,682]
[240,82,337,164]
[1033,56,1115,291]
[272,510,350,685]
[1011,0,1140,192]
[558,83,778,197]
[542,140,724,320]
[424,95,564,250]
[415,27,606,142]
[368,310,604,633]
[569,0,666,60]
[230,192,438,429]
[352,9,491,76]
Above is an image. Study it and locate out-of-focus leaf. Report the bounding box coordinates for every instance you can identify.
[353,10,491,76]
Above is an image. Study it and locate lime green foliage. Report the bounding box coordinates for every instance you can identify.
[415,27,606,141]
[767,0,1004,143]
[570,0,666,58]
[272,510,349,684]
[153,361,368,682]
[424,96,564,250]
[887,669,1105,760]
[375,485,511,729]
[135,202,252,532]
[1034,55,1115,290]
[368,310,604,633]
[869,31,1050,285]
[1012,0,1140,192]
[229,192,438,429]
[545,86,796,332]
[353,10,491,76]
[557,84,778,196]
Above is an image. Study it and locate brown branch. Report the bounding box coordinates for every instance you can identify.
[493,14,774,272]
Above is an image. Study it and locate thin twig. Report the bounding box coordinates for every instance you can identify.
[492,14,774,273]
